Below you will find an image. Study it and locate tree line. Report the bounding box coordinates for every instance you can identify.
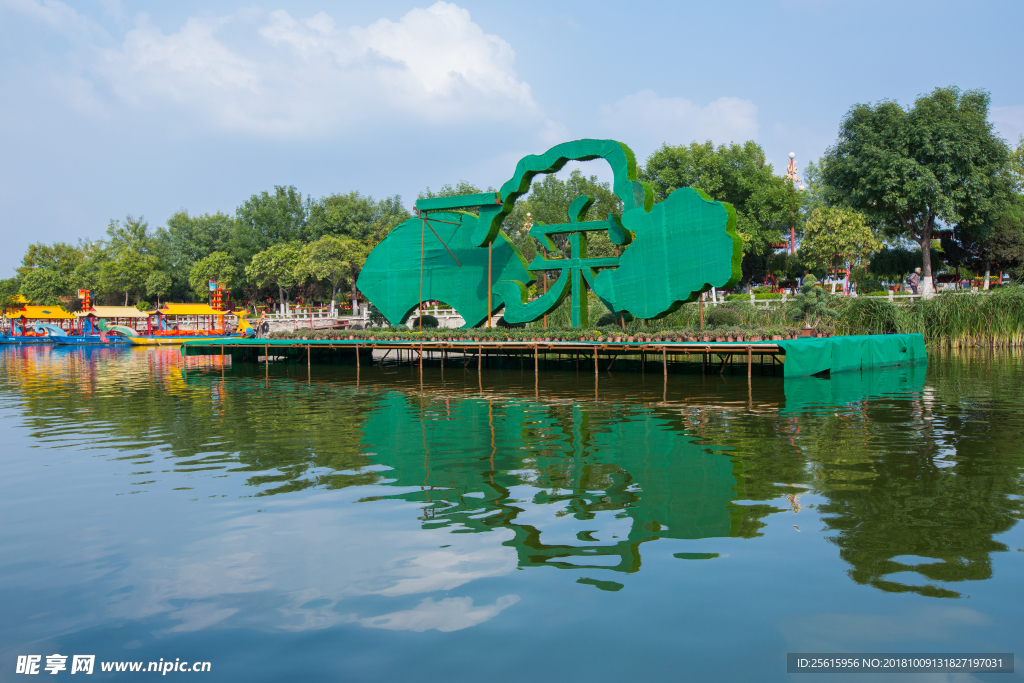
[4,86,1022,314]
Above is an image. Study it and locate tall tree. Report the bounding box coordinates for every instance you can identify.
[641,141,791,283]
[800,207,882,293]
[419,181,490,200]
[868,246,923,284]
[1009,135,1024,193]
[16,241,84,303]
[942,194,1024,286]
[296,235,367,311]
[822,86,1010,295]
[145,271,172,306]
[245,243,301,314]
[306,192,410,245]
[158,211,235,301]
[232,186,307,267]
[95,216,158,305]
[188,252,238,301]
[20,269,71,306]
[0,278,20,309]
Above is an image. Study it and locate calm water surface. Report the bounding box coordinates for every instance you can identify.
[1,345,1023,681]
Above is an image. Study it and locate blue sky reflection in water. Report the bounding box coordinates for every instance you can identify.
[0,345,1023,681]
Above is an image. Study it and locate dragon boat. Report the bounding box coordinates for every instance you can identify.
[100,303,255,345]
[1,305,77,344]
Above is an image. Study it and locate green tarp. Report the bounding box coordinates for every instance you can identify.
[782,361,927,414]
[777,333,927,378]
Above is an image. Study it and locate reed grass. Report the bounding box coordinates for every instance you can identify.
[354,285,1024,346]
[830,286,1024,346]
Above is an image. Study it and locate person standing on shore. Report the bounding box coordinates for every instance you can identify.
[908,268,921,295]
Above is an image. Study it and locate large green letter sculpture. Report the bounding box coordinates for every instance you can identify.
[356,139,742,328]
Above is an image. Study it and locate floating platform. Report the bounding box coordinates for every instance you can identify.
[179,333,927,379]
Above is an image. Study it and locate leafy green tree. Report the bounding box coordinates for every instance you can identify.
[246,243,301,314]
[822,86,1010,295]
[232,186,307,266]
[100,251,153,305]
[158,211,236,300]
[800,207,882,292]
[798,159,827,227]
[19,269,69,305]
[94,216,158,305]
[296,236,367,311]
[16,241,84,303]
[868,246,923,284]
[641,141,791,265]
[188,252,237,300]
[17,242,84,280]
[419,181,490,200]
[1009,135,1024,193]
[105,215,154,255]
[306,192,411,245]
[145,271,172,306]
[943,194,1024,285]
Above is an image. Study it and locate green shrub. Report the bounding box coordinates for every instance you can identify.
[408,315,438,329]
[706,307,740,327]
[367,305,386,327]
[596,311,634,326]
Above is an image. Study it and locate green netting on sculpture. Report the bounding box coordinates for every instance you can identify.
[591,188,743,318]
[357,211,531,329]
[472,139,651,247]
[358,138,743,328]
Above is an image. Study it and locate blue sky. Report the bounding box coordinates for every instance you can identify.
[2,0,1022,276]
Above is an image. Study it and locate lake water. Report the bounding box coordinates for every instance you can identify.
[1,345,1022,681]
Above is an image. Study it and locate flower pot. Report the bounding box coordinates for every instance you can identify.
[715,337,726,342]
[800,328,815,337]
[627,336,634,342]
[771,335,782,341]
[749,336,761,342]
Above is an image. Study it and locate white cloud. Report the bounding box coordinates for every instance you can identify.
[69,2,545,136]
[599,90,759,157]
[359,595,520,632]
[374,547,518,597]
[1,0,105,39]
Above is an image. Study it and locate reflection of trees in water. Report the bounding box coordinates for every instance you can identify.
[785,361,1022,598]
[5,345,1024,596]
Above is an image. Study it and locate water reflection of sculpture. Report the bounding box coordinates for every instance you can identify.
[360,393,751,576]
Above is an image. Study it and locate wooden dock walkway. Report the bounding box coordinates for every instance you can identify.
[181,338,787,378]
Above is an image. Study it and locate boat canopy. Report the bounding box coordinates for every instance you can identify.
[158,304,234,316]
[5,305,75,320]
[76,306,152,319]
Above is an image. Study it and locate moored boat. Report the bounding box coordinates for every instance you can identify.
[101,303,255,345]
[2,305,76,344]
